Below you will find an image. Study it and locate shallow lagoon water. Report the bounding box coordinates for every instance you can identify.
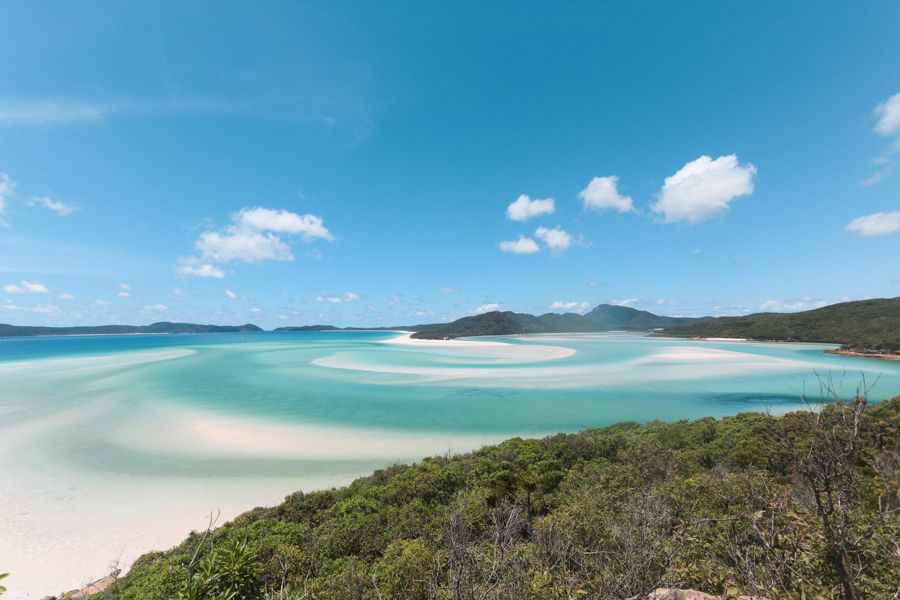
[2,330,899,597]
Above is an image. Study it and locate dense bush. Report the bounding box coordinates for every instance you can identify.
[91,396,900,600]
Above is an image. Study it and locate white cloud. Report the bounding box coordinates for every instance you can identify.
[190,207,333,266]
[4,280,49,294]
[439,287,459,293]
[846,211,900,237]
[506,194,555,221]
[611,298,638,307]
[247,307,263,314]
[224,289,237,299]
[28,196,78,216]
[0,301,60,314]
[759,298,829,312]
[94,299,110,306]
[235,207,334,240]
[549,301,591,313]
[118,291,131,298]
[143,303,168,312]
[474,303,500,314]
[864,93,900,185]
[534,226,573,254]
[117,283,131,299]
[499,236,540,254]
[579,176,633,213]
[0,172,15,219]
[317,291,360,304]
[653,155,756,224]
[176,263,225,278]
[874,92,900,136]
[58,292,74,300]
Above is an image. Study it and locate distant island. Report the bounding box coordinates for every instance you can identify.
[658,298,900,355]
[0,321,263,337]
[4,298,898,356]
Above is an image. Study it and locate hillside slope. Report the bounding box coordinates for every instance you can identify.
[659,297,900,353]
[85,397,900,600]
[411,304,700,339]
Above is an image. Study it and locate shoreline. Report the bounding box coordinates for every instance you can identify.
[825,348,900,361]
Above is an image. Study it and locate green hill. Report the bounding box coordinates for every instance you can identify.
[0,322,263,337]
[411,304,700,339]
[81,396,900,600]
[659,297,900,353]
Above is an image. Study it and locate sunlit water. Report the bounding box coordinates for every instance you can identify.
[2,331,899,597]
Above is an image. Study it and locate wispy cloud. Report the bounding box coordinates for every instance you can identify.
[28,196,79,216]
[474,303,500,314]
[4,280,49,294]
[549,300,591,313]
[317,292,359,304]
[862,92,900,185]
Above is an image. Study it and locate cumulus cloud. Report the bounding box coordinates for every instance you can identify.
[845,211,900,237]
[117,283,131,298]
[549,300,591,313]
[4,280,49,294]
[225,289,237,299]
[143,303,168,312]
[474,303,500,314]
[183,207,334,272]
[58,292,74,300]
[506,194,555,221]
[317,291,360,303]
[28,196,78,216]
[439,287,459,293]
[653,155,756,224]
[534,226,573,254]
[578,176,633,213]
[499,236,540,254]
[176,263,225,278]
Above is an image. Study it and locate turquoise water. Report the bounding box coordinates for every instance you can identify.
[3,330,898,436]
[2,331,899,596]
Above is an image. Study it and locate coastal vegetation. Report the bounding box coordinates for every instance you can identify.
[0,322,263,337]
[659,298,900,354]
[80,388,899,600]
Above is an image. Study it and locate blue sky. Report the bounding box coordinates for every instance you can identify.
[1,1,899,328]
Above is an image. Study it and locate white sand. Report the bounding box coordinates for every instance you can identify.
[380,331,511,347]
[0,399,503,598]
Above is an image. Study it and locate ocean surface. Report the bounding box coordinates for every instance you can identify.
[2,330,899,597]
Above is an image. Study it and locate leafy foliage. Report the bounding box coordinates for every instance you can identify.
[91,397,900,600]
